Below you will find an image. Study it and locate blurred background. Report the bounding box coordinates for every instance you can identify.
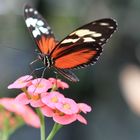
[0,0,140,140]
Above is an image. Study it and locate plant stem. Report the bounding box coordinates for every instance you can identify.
[1,131,9,140]
[46,123,62,140]
[37,108,45,140]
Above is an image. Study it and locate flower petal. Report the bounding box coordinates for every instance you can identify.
[42,91,64,109]
[8,75,33,89]
[56,98,79,115]
[76,114,87,125]
[28,78,52,93]
[53,114,77,125]
[41,106,54,117]
[49,78,69,89]
[0,97,40,128]
[20,105,40,128]
[15,93,30,105]
[30,99,45,107]
[78,103,92,114]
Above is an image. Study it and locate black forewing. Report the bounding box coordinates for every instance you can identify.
[51,18,117,69]
[24,4,56,54]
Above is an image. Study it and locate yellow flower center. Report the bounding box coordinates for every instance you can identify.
[51,96,58,103]
[35,83,44,88]
[31,94,40,100]
[54,109,64,116]
[63,103,71,110]
[18,79,24,84]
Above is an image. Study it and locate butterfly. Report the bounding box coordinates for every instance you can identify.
[24,4,117,82]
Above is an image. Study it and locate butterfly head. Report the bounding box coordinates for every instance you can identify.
[38,53,53,68]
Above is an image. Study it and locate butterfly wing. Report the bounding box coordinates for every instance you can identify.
[24,4,79,82]
[24,4,57,54]
[55,68,79,82]
[24,6,117,82]
[51,18,117,69]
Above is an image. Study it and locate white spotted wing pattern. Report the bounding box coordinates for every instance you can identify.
[24,4,56,54]
[53,18,117,70]
[24,4,117,82]
[24,5,53,38]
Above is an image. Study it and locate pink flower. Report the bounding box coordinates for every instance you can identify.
[41,106,81,125]
[8,75,33,89]
[41,96,91,125]
[41,105,54,117]
[15,92,30,105]
[15,92,46,107]
[49,78,69,89]
[76,103,92,125]
[41,91,65,109]
[53,114,77,125]
[21,106,40,128]
[8,76,92,126]
[0,98,40,128]
[41,106,77,125]
[78,103,92,114]
[56,98,79,115]
[28,78,52,93]
[76,114,87,125]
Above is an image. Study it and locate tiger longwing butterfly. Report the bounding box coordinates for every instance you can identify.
[24,4,117,82]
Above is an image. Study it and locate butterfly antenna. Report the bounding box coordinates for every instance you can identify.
[28,58,46,93]
[29,59,41,78]
[33,67,47,93]
[0,45,29,53]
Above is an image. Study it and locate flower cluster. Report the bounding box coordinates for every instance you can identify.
[0,98,40,128]
[8,75,91,125]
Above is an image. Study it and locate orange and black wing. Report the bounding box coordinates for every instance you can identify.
[51,18,117,69]
[24,4,57,54]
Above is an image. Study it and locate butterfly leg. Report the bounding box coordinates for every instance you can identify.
[32,67,48,93]
[30,67,45,77]
[29,59,44,78]
[41,67,47,78]
[28,65,47,93]
[35,67,47,86]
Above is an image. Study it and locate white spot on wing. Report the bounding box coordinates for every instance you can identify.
[70,29,102,38]
[25,17,37,27]
[100,22,109,26]
[37,20,44,26]
[47,26,51,30]
[100,38,106,42]
[26,17,52,37]
[70,29,96,37]
[61,38,80,44]
[91,32,102,37]
[108,26,114,29]
[83,37,95,42]
[39,27,49,34]
[25,9,28,13]
[29,8,33,12]
[32,28,40,37]
[92,22,96,25]
[34,11,38,14]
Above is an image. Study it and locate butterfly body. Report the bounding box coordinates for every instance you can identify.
[38,53,53,68]
[24,4,117,82]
